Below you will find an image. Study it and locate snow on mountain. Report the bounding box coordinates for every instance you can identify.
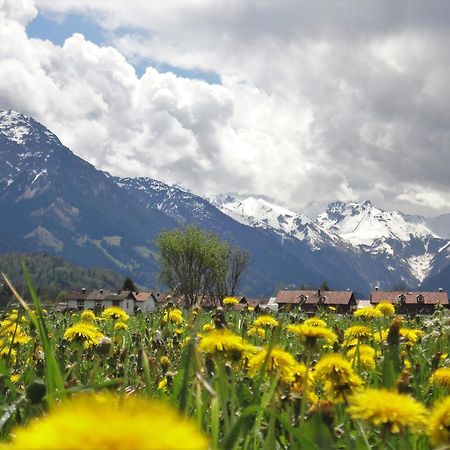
[316,200,445,283]
[0,110,59,146]
[316,200,437,247]
[210,194,342,250]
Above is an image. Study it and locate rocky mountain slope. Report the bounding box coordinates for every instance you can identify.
[1,109,449,295]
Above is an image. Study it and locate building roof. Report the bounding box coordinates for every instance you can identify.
[66,289,132,302]
[132,292,154,303]
[371,291,449,305]
[275,289,354,305]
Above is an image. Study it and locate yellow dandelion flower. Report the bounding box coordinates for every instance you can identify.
[354,307,383,319]
[344,325,372,342]
[80,310,96,322]
[314,353,363,398]
[247,326,265,338]
[286,324,337,345]
[63,323,104,349]
[10,373,20,384]
[291,362,315,396]
[158,377,168,392]
[375,302,395,316]
[201,323,215,332]
[114,321,128,331]
[347,388,427,433]
[430,367,450,389]
[162,309,183,325]
[223,296,239,305]
[3,393,208,449]
[101,307,129,322]
[374,329,389,343]
[198,329,244,359]
[304,317,327,328]
[241,343,261,360]
[248,306,255,312]
[399,328,423,345]
[247,346,297,384]
[252,315,279,328]
[428,396,450,447]
[346,345,376,370]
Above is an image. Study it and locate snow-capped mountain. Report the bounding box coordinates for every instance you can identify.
[210,194,343,250]
[316,200,447,283]
[1,109,450,295]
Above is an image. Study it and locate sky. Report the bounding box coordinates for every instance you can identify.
[0,0,450,218]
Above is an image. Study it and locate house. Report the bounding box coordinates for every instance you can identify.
[133,291,156,312]
[370,289,449,314]
[66,289,156,315]
[275,289,356,314]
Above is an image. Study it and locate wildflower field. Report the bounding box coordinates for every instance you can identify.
[1,287,450,449]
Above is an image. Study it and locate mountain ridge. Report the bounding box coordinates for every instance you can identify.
[1,109,449,296]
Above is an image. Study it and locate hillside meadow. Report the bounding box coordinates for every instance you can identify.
[1,287,450,449]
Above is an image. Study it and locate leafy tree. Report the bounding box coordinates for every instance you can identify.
[156,226,250,307]
[320,281,330,291]
[122,277,136,291]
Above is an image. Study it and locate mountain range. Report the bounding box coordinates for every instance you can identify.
[1,109,449,297]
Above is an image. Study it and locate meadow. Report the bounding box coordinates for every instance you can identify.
[0,284,450,449]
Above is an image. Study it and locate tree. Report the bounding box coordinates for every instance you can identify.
[122,277,136,291]
[156,226,250,307]
[320,281,330,291]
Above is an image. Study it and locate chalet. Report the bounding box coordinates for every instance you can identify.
[370,289,449,314]
[66,289,156,315]
[275,289,356,314]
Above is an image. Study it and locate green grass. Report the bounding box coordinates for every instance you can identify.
[0,273,449,448]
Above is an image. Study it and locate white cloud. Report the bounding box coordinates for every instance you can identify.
[1,0,450,217]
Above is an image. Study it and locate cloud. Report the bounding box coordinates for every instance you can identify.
[1,0,450,217]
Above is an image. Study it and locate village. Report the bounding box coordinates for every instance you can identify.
[63,286,450,315]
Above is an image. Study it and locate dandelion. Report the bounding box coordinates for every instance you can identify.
[314,353,363,399]
[199,329,244,359]
[3,393,208,449]
[80,310,96,322]
[223,297,239,305]
[286,324,337,346]
[162,309,183,325]
[247,326,265,338]
[346,345,376,370]
[114,321,128,331]
[201,323,215,332]
[158,377,168,392]
[101,307,129,322]
[375,302,395,316]
[304,317,327,328]
[354,307,383,319]
[430,367,450,389]
[399,328,423,345]
[247,346,297,383]
[344,325,372,342]
[347,388,427,433]
[252,315,279,328]
[428,396,450,447]
[63,322,104,349]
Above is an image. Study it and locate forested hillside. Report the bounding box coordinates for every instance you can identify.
[0,252,123,303]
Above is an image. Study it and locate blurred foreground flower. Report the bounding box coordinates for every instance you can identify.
[347,388,427,433]
[428,396,450,447]
[2,393,208,449]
